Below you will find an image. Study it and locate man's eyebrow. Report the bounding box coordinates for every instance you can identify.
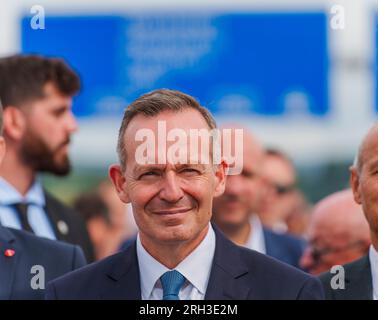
[176,163,206,169]
[52,105,70,112]
[241,168,256,176]
[134,165,165,174]
[367,158,378,171]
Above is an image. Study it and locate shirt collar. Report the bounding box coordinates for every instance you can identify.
[136,223,216,298]
[244,213,266,254]
[369,245,378,299]
[136,234,169,299]
[0,177,45,206]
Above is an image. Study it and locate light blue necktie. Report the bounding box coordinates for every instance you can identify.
[160,270,186,300]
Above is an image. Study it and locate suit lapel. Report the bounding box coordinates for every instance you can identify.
[343,255,373,300]
[0,226,21,300]
[44,191,67,241]
[98,227,253,299]
[263,228,289,262]
[263,228,277,257]
[101,241,141,299]
[205,225,251,300]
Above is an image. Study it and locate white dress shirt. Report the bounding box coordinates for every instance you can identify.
[136,223,216,300]
[243,214,266,254]
[369,245,378,300]
[0,177,56,239]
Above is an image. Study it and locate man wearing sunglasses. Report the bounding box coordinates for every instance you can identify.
[212,130,305,268]
[300,189,370,275]
[258,149,300,233]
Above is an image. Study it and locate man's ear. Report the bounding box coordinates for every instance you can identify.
[2,106,27,141]
[109,164,130,203]
[350,166,362,204]
[0,137,6,166]
[213,159,228,198]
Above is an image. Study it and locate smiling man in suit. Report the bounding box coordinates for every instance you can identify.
[0,55,94,262]
[46,89,324,300]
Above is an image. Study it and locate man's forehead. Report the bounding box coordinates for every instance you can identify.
[32,83,72,108]
[360,126,378,166]
[123,109,216,168]
[363,152,378,169]
[124,109,212,151]
[125,109,210,135]
[262,157,295,182]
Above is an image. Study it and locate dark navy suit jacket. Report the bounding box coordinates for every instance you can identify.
[263,228,305,269]
[0,225,86,299]
[319,255,373,300]
[46,225,324,300]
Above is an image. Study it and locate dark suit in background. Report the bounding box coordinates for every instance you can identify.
[44,191,95,262]
[264,228,305,269]
[319,255,373,300]
[0,225,86,299]
[46,226,324,300]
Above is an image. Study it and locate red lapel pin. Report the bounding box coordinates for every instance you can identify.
[4,249,15,257]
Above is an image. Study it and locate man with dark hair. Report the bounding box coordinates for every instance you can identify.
[46,89,323,300]
[259,148,300,233]
[74,189,130,260]
[0,54,94,262]
[0,103,86,300]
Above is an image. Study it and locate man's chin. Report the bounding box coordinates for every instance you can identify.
[53,154,71,174]
[154,232,192,244]
[215,216,248,229]
[40,159,71,176]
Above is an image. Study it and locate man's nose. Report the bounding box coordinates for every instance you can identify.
[224,175,242,195]
[159,172,184,203]
[66,111,79,134]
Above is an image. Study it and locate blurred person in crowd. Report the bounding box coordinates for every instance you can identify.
[212,129,305,268]
[300,189,370,276]
[46,89,323,300]
[0,102,86,300]
[98,179,137,241]
[74,182,137,260]
[0,55,94,262]
[321,125,378,299]
[284,190,312,238]
[259,148,300,233]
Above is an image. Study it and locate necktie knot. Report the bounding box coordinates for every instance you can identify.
[160,270,186,300]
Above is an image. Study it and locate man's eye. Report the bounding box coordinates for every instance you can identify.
[242,171,254,178]
[53,108,67,117]
[181,168,200,175]
[140,172,159,179]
